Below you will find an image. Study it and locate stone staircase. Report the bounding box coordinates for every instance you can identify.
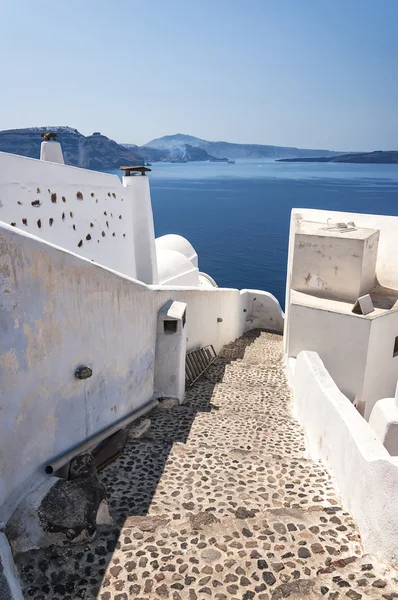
[16,330,398,600]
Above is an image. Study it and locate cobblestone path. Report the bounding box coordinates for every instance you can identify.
[17,330,398,599]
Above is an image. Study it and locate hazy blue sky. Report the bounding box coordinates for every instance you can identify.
[1,0,397,151]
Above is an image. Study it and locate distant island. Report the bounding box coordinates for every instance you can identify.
[278,150,398,164]
[0,127,344,170]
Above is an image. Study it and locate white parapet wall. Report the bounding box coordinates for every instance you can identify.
[240,289,285,333]
[0,151,139,279]
[293,350,398,566]
[150,285,244,354]
[0,222,155,524]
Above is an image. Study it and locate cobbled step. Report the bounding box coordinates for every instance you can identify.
[185,380,293,418]
[204,362,288,388]
[95,508,367,600]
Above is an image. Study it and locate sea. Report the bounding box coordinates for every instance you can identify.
[108,160,398,309]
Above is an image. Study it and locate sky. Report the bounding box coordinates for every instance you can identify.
[0,0,397,152]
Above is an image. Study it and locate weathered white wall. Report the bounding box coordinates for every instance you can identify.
[293,351,398,567]
[0,223,155,523]
[369,397,398,456]
[240,290,285,333]
[362,311,398,418]
[149,287,284,354]
[288,299,398,417]
[0,151,137,279]
[288,301,371,402]
[150,285,244,353]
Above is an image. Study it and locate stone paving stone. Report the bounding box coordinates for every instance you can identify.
[15,330,398,599]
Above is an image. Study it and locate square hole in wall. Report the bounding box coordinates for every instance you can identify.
[394,337,398,358]
[164,320,178,334]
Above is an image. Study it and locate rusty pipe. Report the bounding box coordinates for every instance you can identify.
[45,398,158,475]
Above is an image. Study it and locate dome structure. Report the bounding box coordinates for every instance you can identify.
[156,249,199,286]
[155,234,198,268]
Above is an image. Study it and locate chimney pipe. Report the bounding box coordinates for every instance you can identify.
[40,131,65,164]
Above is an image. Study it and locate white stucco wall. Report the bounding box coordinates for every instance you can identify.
[0,151,138,279]
[369,397,398,456]
[240,290,285,333]
[149,288,284,354]
[288,301,371,402]
[293,351,398,567]
[0,223,155,523]
[150,285,244,354]
[362,311,398,418]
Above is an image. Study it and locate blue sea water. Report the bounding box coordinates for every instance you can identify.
[109,160,398,308]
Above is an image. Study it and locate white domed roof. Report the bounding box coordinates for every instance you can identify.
[156,234,198,267]
[157,249,199,286]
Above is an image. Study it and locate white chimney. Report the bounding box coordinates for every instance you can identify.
[40,132,65,164]
[121,166,159,285]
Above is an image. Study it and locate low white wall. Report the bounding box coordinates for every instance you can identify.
[0,223,155,523]
[150,285,243,354]
[0,151,137,279]
[150,288,284,354]
[241,289,284,333]
[294,351,398,566]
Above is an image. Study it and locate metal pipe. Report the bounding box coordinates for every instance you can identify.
[45,398,159,475]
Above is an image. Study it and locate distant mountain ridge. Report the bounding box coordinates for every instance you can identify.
[0,127,144,170]
[0,127,344,169]
[0,127,220,168]
[144,133,341,159]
